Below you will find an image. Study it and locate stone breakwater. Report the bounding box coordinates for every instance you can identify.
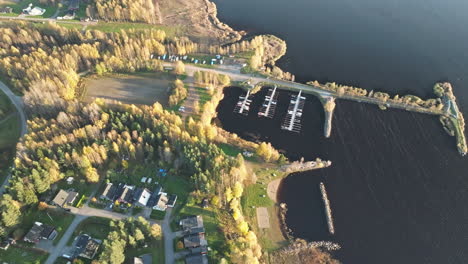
[279,239,341,254]
[320,182,335,235]
[280,158,332,173]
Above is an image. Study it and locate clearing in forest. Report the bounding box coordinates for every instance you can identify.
[84,73,175,106]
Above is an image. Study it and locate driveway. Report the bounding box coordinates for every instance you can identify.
[163,208,176,264]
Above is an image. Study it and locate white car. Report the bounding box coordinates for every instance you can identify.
[179,106,185,112]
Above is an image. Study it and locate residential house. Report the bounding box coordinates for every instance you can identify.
[133,188,152,207]
[52,189,78,208]
[117,185,135,204]
[0,238,14,250]
[72,234,101,259]
[0,7,13,14]
[185,254,209,264]
[23,4,45,16]
[183,233,208,248]
[101,183,118,201]
[152,193,169,211]
[24,222,57,243]
[180,216,204,231]
[167,194,177,208]
[189,246,208,255]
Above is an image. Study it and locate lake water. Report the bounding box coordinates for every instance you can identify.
[213,0,468,263]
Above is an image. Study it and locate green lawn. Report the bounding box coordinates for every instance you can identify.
[150,209,166,220]
[88,22,181,37]
[240,183,274,219]
[0,88,14,118]
[0,245,49,264]
[20,209,75,245]
[67,217,111,246]
[0,113,20,148]
[160,175,192,217]
[195,86,212,108]
[56,22,84,30]
[218,143,257,162]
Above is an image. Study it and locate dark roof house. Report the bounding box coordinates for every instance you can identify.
[0,238,14,250]
[101,183,118,200]
[0,7,13,14]
[52,189,78,208]
[117,185,134,204]
[190,246,208,255]
[185,254,209,264]
[72,234,101,259]
[183,233,208,248]
[24,222,57,243]
[167,194,177,208]
[151,193,168,211]
[180,216,204,231]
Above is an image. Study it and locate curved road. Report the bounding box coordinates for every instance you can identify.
[0,81,27,196]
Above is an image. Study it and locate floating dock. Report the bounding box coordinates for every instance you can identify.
[320,182,335,235]
[233,89,253,116]
[281,90,305,132]
[258,85,278,118]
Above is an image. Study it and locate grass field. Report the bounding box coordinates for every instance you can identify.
[0,245,49,264]
[67,217,111,246]
[0,88,14,120]
[88,22,181,37]
[84,73,176,107]
[0,112,20,148]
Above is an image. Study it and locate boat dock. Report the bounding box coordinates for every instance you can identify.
[281,90,305,132]
[258,85,278,118]
[233,89,253,116]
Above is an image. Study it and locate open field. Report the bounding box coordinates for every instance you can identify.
[84,73,176,107]
[88,22,182,37]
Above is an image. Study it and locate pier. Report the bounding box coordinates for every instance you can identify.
[281,90,305,132]
[322,97,336,138]
[233,89,253,115]
[320,182,335,235]
[258,85,278,118]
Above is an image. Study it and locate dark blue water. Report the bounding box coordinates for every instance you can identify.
[213,0,468,263]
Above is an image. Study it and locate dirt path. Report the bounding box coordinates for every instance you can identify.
[267,178,282,202]
[181,76,200,118]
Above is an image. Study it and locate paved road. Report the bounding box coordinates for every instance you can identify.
[169,63,444,116]
[163,208,176,264]
[0,81,27,196]
[0,15,97,26]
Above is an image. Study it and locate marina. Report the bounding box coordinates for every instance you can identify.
[233,89,253,115]
[258,85,279,118]
[281,90,306,132]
